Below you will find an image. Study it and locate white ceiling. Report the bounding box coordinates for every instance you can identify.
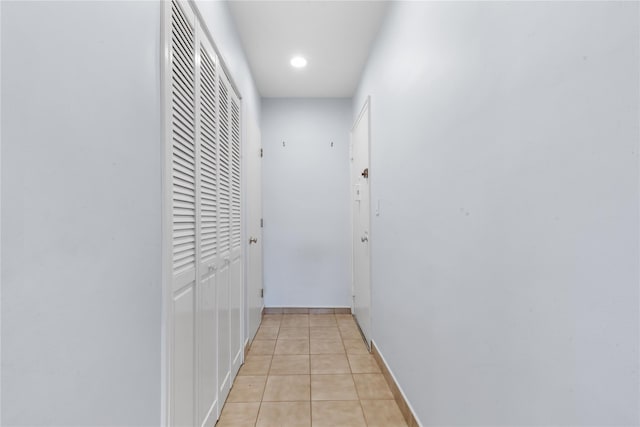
[227,1,389,98]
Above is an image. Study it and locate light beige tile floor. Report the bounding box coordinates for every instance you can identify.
[217,313,407,427]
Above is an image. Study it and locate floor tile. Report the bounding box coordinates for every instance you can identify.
[360,399,408,426]
[263,375,310,401]
[348,354,381,373]
[343,339,369,355]
[238,355,272,376]
[227,375,267,402]
[310,327,341,340]
[274,339,309,355]
[339,326,363,340]
[353,374,394,399]
[260,318,282,328]
[249,340,276,355]
[270,355,310,375]
[335,313,355,321]
[311,374,358,400]
[309,314,337,327]
[281,315,309,327]
[310,354,351,374]
[336,320,357,329]
[311,401,367,427]
[310,339,344,354]
[277,327,309,340]
[256,401,311,427]
[255,326,279,340]
[218,316,410,427]
[216,402,260,427]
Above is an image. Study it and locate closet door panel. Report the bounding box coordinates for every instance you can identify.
[216,70,233,407]
[216,263,231,404]
[197,272,217,426]
[229,93,243,376]
[169,1,196,426]
[196,33,219,427]
[229,257,242,376]
[173,287,195,427]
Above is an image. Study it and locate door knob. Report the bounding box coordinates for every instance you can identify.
[361,168,369,179]
[249,237,258,244]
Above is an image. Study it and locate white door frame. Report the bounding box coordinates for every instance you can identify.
[350,96,372,348]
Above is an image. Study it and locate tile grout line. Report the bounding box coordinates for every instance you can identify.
[343,320,370,427]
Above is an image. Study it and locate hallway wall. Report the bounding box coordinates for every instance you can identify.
[1,1,262,425]
[1,1,162,425]
[262,98,352,308]
[354,2,639,425]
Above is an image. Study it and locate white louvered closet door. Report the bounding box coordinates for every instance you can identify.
[167,1,243,425]
[216,68,232,405]
[196,29,219,427]
[228,90,243,378]
[169,1,197,426]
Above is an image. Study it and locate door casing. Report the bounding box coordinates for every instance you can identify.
[351,96,373,349]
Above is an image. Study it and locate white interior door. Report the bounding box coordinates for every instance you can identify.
[351,97,372,348]
[245,117,263,342]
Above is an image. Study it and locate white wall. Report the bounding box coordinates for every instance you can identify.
[354,2,639,425]
[262,98,352,308]
[1,1,162,425]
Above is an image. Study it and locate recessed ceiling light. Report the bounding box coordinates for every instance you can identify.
[290,56,307,68]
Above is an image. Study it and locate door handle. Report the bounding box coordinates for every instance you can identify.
[361,236,368,243]
[249,237,258,244]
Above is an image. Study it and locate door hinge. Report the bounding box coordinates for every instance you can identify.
[260,289,264,298]
[260,218,263,228]
[260,148,263,158]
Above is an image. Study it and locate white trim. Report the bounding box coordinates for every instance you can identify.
[351,96,370,133]
[372,339,424,427]
[193,17,203,426]
[351,96,373,348]
[0,1,3,422]
[349,134,354,312]
[160,1,171,425]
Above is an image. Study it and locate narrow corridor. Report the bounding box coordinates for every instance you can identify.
[216,313,408,426]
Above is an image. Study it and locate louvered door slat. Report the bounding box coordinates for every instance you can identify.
[199,44,218,262]
[230,97,241,250]
[218,73,231,254]
[170,0,196,277]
